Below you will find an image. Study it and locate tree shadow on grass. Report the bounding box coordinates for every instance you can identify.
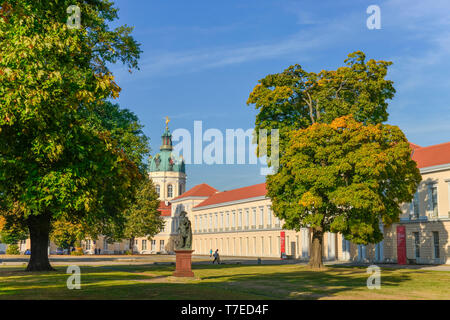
[0,264,418,300]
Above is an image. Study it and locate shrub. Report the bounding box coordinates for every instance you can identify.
[6,244,20,255]
[124,250,133,255]
[71,248,84,256]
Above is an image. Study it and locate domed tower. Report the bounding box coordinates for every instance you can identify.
[149,117,186,201]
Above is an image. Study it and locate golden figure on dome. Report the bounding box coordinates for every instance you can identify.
[165,116,170,129]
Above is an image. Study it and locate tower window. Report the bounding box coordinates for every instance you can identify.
[155,185,160,197]
[168,185,173,198]
[179,184,185,196]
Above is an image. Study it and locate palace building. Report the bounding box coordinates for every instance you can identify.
[6,122,449,265]
[132,123,450,264]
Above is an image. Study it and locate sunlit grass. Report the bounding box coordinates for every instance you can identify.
[0,264,449,300]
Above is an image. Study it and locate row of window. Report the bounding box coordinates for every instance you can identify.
[193,206,281,233]
[155,184,185,198]
[194,230,333,258]
[194,236,282,256]
[138,239,165,252]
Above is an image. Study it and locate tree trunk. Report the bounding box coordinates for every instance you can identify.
[26,213,55,271]
[129,237,135,255]
[308,227,324,269]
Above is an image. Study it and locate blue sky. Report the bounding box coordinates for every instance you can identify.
[109,0,450,191]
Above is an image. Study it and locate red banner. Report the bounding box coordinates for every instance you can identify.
[280,231,286,258]
[397,226,407,265]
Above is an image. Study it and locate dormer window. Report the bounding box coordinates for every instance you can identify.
[168,185,173,198]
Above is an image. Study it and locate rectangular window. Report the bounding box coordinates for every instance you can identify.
[277,236,280,255]
[209,213,213,231]
[269,236,272,255]
[431,186,438,217]
[142,239,147,251]
[238,210,242,229]
[267,206,272,227]
[413,232,420,259]
[433,231,440,259]
[259,207,264,228]
[261,237,264,255]
[252,208,257,228]
[245,209,249,229]
[215,213,218,230]
[413,192,420,219]
[160,240,165,251]
[151,240,156,251]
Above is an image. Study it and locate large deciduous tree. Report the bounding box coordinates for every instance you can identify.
[0,1,143,271]
[123,177,164,255]
[247,51,421,268]
[267,116,421,268]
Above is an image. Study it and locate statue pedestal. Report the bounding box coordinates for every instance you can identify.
[173,250,195,277]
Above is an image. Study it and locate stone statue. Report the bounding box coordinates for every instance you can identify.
[176,211,192,250]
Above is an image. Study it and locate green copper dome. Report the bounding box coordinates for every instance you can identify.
[149,124,185,173]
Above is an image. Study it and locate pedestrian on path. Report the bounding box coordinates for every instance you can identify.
[210,248,213,257]
[212,249,220,264]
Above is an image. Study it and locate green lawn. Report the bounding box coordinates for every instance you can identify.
[0,264,449,300]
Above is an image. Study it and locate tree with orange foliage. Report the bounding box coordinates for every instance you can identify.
[247,52,421,268]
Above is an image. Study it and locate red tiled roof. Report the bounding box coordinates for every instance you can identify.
[158,201,171,217]
[194,183,267,208]
[412,142,450,168]
[172,183,218,201]
[171,142,448,210]
[409,142,422,150]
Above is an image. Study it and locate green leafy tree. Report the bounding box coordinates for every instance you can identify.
[0,229,28,245]
[247,51,395,158]
[0,1,143,271]
[267,116,421,268]
[123,177,164,255]
[50,219,85,252]
[0,215,28,245]
[86,101,150,174]
[247,52,420,268]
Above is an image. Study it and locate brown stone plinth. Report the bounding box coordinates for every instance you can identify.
[173,250,195,277]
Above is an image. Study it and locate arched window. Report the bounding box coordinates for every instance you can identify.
[155,185,160,197]
[167,185,173,198]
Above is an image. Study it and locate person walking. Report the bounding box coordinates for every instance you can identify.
[210,248,213,257]
[212,249,220,264]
